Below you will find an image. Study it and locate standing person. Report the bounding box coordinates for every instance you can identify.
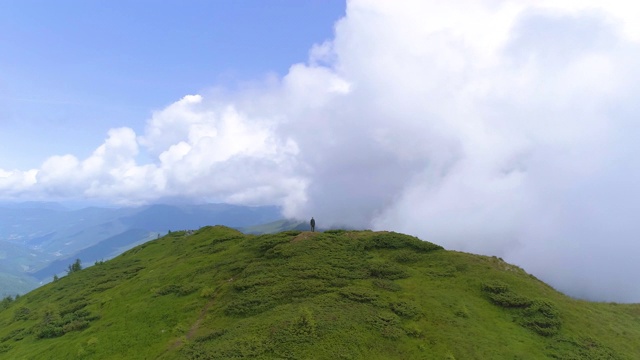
[310,217,316,232]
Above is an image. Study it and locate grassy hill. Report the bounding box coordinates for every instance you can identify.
[0,203,281,295]
[0,226,639,359]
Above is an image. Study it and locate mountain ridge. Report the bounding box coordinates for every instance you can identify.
[0,226,638,359]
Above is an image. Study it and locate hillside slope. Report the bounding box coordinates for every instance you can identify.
[0,227,639,359]
[0,203,281,295]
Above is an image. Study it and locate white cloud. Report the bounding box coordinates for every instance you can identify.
[2,0,640,301]
[0,169,37,196]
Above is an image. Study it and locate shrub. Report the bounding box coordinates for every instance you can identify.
[36,324,64,339]
[257,234,291,254]
[405,326,425,338]
[481,281,532,308]
[482,281,562,336]
[195,328,227,342]
[1,295,13,310]
[370,312,404,339]
[62,320,89,333]
[67,259,82,274]
[281,279,329,299]
[373,279,402,292]
[369,262,409,280]
[519,299,561,336]
[13,307,31,321]
[365,232,442,252]
[394,249,421,263]
[339,287,380,303]
[210,235,244,245]
[390,300,421,319]
[291,308,317,338]
[200,287,216,298]
[176,284,198,296]
[488,292,532,308]
[481,280,510,294]
[1,328,26,342]
[329,278,349,288]
[155,284,197,296]
[60,299,88,316]
[232,275,275,291]
[155,284,180,296]
[264,244,294,259]
[224,298,274,317]
[454,305,470,318]
[324,229,346,235]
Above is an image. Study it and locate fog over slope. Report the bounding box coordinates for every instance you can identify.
[2,0,640,302]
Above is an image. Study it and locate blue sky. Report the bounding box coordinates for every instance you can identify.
[0,0,345,168]
[2,0,640,302]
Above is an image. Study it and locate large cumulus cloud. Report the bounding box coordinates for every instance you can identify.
[2,0,640,302]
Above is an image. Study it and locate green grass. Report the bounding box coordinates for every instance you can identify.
[0,227,639,359]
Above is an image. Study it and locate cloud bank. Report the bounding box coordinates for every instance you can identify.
[3,0,640,302]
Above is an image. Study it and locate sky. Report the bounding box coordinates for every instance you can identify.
[2,0,640,302]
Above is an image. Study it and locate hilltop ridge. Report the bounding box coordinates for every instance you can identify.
[0,226,639,359]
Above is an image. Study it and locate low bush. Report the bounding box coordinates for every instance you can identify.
[394,249,421,263]
[1,328,27,342]
[33,304,98,339]
[365,232,442,252]
[210,235,244,246]
[290,308,317,338]
[155,284,198,296]
[281,279,329,299]
[372,279,402,292]
[324,229,346,235]
[369,262,409,280]
[256,234,291,254]
[264,243,295,259]
[59,299,88,316]
[481,280,510,294]
[454,305,470,318]
[404,325,424,338]
[519,299,561,336]
[13,307,31,321]
[200,287,216,298]
[36,324,64,339]
[62,320,89,333]
[390,300,421,319]
[482,281,562,336]
[1,296,14,311]
[232,275,275,291]
[481,281,532,308]
[488,292,532,308]
[224,298,275,317]
[370,312,404,339]
[339,287,380,304]
[195,328,227,342]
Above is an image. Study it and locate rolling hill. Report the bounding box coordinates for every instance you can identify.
[0,227,639,359]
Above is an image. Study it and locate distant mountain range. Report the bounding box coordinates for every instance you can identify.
[0,202,283,296]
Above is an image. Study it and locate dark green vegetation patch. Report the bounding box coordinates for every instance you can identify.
[0,227,639,359]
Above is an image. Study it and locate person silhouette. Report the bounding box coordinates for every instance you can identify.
[310,217,316,232]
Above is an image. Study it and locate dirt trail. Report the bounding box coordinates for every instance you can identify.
[185,296,216,340]
[291,231,320,243]
[166,276,236,352]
